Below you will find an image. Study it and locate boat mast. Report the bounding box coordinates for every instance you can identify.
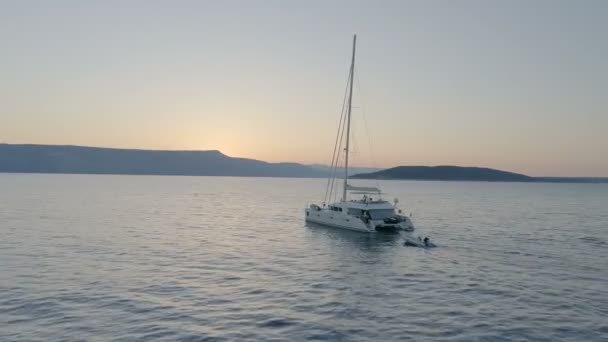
[342,34,356,202]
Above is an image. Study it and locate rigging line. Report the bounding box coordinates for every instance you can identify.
[330,105,348,205]
[355,66,382,191]
[324,66,352,204]
[328,131,341,204]
[333,67,352,204]
[325,107,344,204]
[326,70,350,205]
[331,106,347,204]
[326,73,349,204]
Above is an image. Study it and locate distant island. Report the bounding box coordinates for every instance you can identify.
[352,166,608,183]
[1,144,606,183]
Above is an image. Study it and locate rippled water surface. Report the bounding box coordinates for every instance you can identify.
[1,174,607,341]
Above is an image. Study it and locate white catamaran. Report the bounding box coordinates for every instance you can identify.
[305,35,433,246]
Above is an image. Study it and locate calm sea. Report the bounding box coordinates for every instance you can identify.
[1,174,607,341]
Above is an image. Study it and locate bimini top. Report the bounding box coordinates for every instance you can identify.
[346,184,382,194]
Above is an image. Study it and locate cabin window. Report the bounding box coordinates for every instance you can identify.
[368,209,396,220]
[347,208,363,216]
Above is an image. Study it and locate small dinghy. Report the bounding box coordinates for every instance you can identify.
[403,235,436,248]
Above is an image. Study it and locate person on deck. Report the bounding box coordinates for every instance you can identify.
[362,210,370,223]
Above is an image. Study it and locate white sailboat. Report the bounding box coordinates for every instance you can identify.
[305,35,430,247]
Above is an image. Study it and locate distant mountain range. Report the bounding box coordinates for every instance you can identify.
[1,144,606,183]
[0,144,326,178]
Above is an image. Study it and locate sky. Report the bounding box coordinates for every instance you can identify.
[1,0,607,177]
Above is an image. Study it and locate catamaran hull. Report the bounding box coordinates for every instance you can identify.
[305,208,413,233]
[305,208,371,232]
